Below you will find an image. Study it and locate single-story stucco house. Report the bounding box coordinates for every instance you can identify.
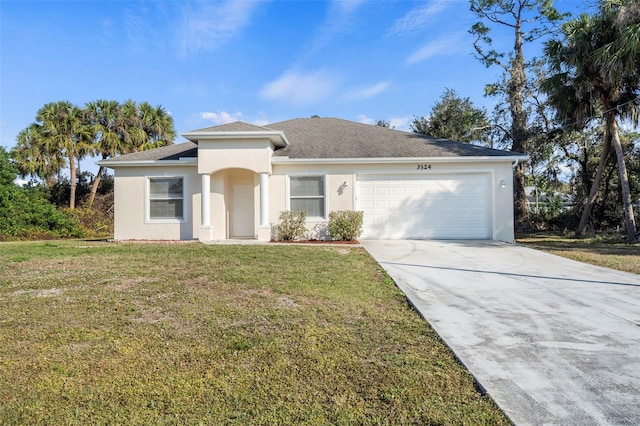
[99,117,527,243]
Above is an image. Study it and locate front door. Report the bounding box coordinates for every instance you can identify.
[231,184,254,238]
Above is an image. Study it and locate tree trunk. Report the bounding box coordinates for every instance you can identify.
[513,163,528,228]
[509,19,530,229]
[68,153,76,210]
[580,137,590,196]
[576,130,611,236]
[87,166,105,207]
[607,114,637,242]
[598,161,617,225]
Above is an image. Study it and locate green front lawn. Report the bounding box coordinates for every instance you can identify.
[0,241,508,425]
[517,233,640,275]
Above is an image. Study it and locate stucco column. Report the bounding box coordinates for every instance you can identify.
[199,173,213,242]
[257,173,271,241]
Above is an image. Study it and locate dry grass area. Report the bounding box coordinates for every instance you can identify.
[517,233,640,275]
[0,240,508,425]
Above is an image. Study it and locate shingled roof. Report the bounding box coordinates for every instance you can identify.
[102,117,522,164]
[268,117,518,158]
[103,142,197,162]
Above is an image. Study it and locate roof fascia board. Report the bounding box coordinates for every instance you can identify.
[97,158,198,167]
[99,155,529,168]
[271,155,529,164]
[181,130,289,147]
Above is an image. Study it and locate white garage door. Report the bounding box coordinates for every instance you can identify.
[357,173,491,239]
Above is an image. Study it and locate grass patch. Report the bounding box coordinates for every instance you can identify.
[517,233,640,275]
[0,241,508,425]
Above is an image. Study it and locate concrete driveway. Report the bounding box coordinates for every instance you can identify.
[361,240,640,426]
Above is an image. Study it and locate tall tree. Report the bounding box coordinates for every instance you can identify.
[470,0,566,227]
[411,88,491,144]
[12,124,66,188]
[84,100,130,206]
[35,101,91,209]
[15,99,175,208]
[544,1,640,242]
[85,100,174,205]
[134,101,176,152]
[0,147,18,187]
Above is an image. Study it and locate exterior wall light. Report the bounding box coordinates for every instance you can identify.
[500,180,506,189]
[338,181,349,195]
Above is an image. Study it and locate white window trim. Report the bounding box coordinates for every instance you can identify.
[286,174,327,221]
[145,175,187,224]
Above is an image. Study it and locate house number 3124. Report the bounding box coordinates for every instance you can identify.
[417,164,432,170]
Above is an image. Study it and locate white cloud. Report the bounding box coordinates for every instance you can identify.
[389,116,410,131]
[344,81,390,101]
[355,114,410,131]
[388,0,449,36]
[356,114,375,125]
[406,33,466,65]
[177,0,263,57]
[200,111,244,125]
[260,69,340,105]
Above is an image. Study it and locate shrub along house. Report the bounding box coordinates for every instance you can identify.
[99,117,526,243]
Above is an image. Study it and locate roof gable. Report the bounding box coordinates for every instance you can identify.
[189,121,272,133]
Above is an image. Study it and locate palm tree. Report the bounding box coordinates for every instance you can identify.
[135,101,175,152]
[119,100,145,153]
[593,1,640,242]
[35,101,91,209]
[543,44,609,236]
[13,123,66,187]
[84,100,128,206]
[83,100,175,205]
[544,2,639,242]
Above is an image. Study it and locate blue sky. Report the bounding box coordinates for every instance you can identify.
[1,0,588,163]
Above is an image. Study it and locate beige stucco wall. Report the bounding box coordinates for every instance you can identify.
[198,139,273,175]
[268,164,354,239]
[111,158,516,243]
[269,160,516,243]
[113,165,199,240]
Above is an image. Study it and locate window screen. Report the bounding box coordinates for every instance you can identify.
[149,177,183,220]
[290,176,325,217]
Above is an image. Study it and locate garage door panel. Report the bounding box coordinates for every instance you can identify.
[360,187,374,196]
[357,174,491,240]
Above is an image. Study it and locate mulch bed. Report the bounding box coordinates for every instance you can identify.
[270,239,360,245]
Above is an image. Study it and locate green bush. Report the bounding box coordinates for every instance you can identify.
[276,210,307,241]
[328,210,363,241]
[67,192,114,238]
[0,146,83,240]
[0,185,84,240]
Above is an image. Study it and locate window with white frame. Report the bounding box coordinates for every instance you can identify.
[290,176,325,218]
[148,177,184,220]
